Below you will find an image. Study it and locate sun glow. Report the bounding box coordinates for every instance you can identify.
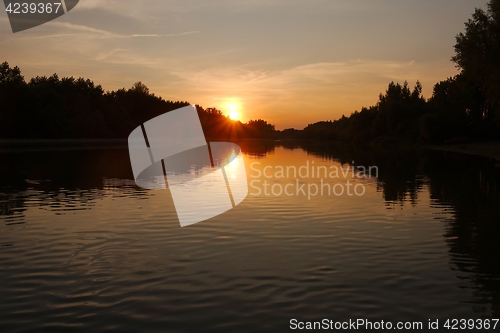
[229,111,239,121]
[224,100,241,121]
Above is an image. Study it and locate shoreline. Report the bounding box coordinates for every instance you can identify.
[429,141,500,160]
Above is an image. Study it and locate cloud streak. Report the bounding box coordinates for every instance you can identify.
[151,59,457,128]
[5,21,199,40]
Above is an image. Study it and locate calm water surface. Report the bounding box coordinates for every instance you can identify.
[0,141,499,332]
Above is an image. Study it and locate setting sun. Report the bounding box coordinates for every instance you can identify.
[224,100,241,121]
[229,111,240,121]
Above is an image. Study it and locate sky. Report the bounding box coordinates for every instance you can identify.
[0,0,489,129]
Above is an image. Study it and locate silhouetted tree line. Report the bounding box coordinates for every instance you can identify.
[0,67,189,139]
[0,64,276,140]
[299,81,428,144]
[2,1,499,143]
[286,0,500,144]
[195,105,276,140]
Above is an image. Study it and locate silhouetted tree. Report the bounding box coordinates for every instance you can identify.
[452,0,500,131]
[130,81,150,95]
[0,62,27,137]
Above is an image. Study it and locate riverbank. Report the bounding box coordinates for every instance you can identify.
[430,141,500,160]
[0,139,129,152]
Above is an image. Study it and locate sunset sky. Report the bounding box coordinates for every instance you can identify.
[0,0,488,129]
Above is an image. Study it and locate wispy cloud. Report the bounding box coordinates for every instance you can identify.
[3,21,199,40]
[155,59,457,127]
[130,31,198,38]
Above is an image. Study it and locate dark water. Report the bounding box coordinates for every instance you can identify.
[1,141,499,332]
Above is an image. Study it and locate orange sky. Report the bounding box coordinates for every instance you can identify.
[0,0,487,129]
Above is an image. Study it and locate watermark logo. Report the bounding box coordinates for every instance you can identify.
[3,0,79,33]
[249,160,378,199]
[128,105,248,227]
